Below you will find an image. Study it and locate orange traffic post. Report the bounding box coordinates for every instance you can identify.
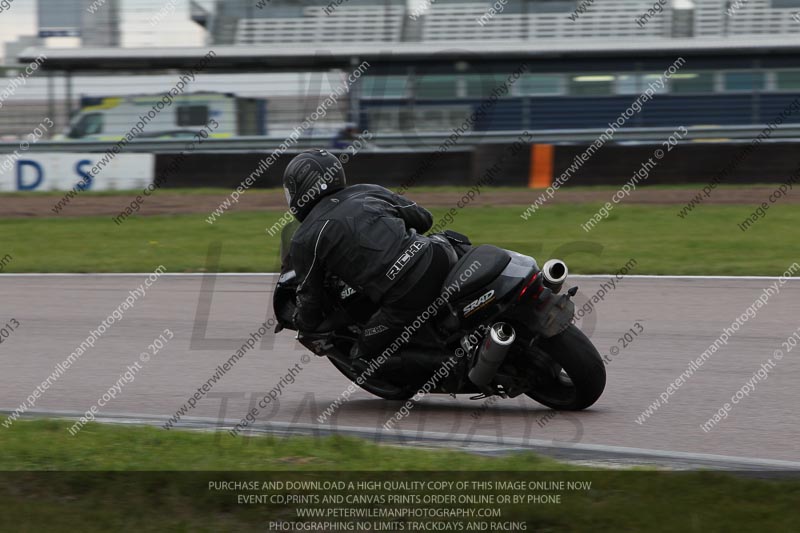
[529,144,554,189]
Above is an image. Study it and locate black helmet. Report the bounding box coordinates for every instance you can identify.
[283,149,347,221]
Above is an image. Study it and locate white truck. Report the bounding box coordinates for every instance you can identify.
[62,92,267,140]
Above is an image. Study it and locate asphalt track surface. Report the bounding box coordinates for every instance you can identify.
[2,274,799,469]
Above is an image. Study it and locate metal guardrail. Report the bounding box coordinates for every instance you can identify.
[1,125,799,154]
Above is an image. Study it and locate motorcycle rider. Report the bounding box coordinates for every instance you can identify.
[283,149,453,369]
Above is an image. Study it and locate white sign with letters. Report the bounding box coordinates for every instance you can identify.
[0,152,154,191]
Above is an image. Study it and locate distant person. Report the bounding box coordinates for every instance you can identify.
[331,125,359,149]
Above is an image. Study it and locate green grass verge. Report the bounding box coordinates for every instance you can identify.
[1,420,570,471]
[1,420,799,532]
[0,202,796,275]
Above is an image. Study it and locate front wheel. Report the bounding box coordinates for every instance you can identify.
[524,325,606,410]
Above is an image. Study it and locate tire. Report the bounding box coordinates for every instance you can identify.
[524,324,606,411]
[328,357,417,401]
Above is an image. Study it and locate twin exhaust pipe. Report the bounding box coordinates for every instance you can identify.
[467,259,568,390]
[468,322,516,389]
[541,259,568,294]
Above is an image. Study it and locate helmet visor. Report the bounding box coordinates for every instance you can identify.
[283,186,292,207]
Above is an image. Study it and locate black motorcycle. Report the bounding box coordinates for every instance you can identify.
[273,230,605,411]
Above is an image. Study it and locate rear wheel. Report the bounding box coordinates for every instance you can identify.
[524,325,606,410]
[328,357,416,401]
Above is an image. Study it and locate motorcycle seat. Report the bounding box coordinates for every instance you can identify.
[441,244,511,299]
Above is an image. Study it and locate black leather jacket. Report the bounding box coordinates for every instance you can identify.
[289,184,434,330]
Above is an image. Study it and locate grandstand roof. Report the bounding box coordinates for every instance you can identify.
[19,38,800,73]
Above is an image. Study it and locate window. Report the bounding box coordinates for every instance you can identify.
[616,74,639,95]
[640,74,670,94]
[771,0,800,7]
[776,70,800,90]
[724,72,765,91]
[668,72,715,94]
[415,75,458,99]
[528,0,575,12]
[68,113,103,139]
[362,76,408,99]
[518,74,563,95]
[177,105,209,127]
[568,75,615,96]
[465,74,512,98]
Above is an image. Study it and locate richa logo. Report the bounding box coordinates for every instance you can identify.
[386,241,427,280]
[463,290,495,317]
[363,325,389,336]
